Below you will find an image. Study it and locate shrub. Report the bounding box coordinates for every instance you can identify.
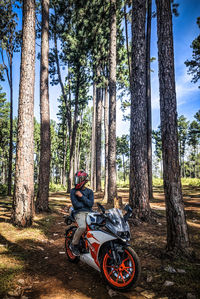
[0,184,7,195]
[49,182,66,192]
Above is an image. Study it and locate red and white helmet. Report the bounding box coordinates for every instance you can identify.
[74,170,89,189]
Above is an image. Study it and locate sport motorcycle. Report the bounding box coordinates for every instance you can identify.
[64,203,141,290]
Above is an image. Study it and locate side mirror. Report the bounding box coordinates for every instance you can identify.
[124,205,132,222]
[97,202,105,214]
[124,204,132,213]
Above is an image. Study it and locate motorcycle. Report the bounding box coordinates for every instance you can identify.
[64,203,141,290]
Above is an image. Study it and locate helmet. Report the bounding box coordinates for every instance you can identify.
[74,170,89,189]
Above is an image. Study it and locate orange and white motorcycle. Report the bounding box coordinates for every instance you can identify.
[64,203,141,290]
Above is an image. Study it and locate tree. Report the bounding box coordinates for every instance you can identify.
[12,0,36,227]
[91,81,96,190]
[34,118,40,184]
[178,115,189,177]
[188,119,200,178]
[156,0,190,254]
[152,127,162,177]
[104,85,109,200]
[0,86,9,185]
[36,0,51,212]
[116,135,129,182]
[124,0,131,85]
[185,17,200,88]
[0,0,19,195]
[146,0,153,200]
[96,84,103,192]
[49,1,90,191]
[108,0,117,205]
[129,0,150,221]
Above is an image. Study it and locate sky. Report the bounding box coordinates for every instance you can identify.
[0,0,200,137]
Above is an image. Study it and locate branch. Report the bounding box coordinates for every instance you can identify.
[0,49,11,87]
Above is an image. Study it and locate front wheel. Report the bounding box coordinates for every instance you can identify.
[101,246,141,290]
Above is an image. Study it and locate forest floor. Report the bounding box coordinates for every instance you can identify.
[0,186,200,299]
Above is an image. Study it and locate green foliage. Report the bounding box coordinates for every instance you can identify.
[153,111,200,179]
[0,0,20,80]
[49,182,66,192]
[117,179,129,188]
[188,119,200,150]
[152,126,162,161]
[0,86,9,185]
[185,17,200,88]
[0,184,8,195]
[153,178,200,187]
[34,118,40,183]
[152,177,163,186]
[78,108,92,170]
[178,115,189,159]
[181,178,200,187]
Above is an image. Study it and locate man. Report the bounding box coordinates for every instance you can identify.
[69,170,94,256]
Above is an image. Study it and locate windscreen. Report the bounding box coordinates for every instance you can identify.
[106,208,130,233]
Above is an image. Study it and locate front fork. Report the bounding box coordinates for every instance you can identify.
[110,241,127,266]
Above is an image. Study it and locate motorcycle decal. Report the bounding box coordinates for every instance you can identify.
[86,230,100,268]
[89,241,100,268]
[86,231,99,242]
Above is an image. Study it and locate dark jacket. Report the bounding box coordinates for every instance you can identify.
[70,187,94,214]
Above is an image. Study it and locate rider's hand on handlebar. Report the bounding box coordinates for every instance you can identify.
[75,191,82,197]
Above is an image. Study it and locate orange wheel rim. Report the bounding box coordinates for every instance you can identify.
[65,235,76,260]
[103,249,135,287]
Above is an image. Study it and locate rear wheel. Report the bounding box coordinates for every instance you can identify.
[101,246,141,290]
[65,227,79,263]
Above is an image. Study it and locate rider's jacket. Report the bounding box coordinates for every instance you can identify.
[70,187,94,215]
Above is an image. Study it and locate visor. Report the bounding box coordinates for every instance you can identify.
[74,175,87,185]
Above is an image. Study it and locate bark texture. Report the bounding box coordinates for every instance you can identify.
[124,3,131,87]
[156,0,190,253]
[91,82,96,191]
[129,0,150,220]
[36,0,51,212]
[146,0,153,200]
[104,86,109,201]
[8,60,13,196]
[108,0,117,205]
[12,0,35,227]
[96,87,102,192]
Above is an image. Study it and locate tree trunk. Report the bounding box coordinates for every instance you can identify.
[62,131,68,187]
[12,0,36,227]
[8,60,13,196]
[68,71,80,190]
[129,0,150,220]
[156,0,190,254]
[123,155,126,182]
[36,0,51,213]
[108,0,117,205]
[91,81,96,191]
[74,140,78,174]
[146,0,153,200]
[96,86,102,192]
[124,2,131,86]
[104,86,109,201]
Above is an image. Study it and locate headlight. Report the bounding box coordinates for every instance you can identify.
[117,231,130,240]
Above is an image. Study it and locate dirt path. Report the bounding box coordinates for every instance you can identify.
[1,188,200,299]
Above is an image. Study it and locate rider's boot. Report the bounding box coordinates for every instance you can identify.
[69,243,80,256]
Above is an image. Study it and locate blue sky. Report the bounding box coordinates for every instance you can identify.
[1,0,199,137]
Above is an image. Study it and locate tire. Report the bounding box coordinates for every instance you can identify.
[65,227,79,263]
[101,246,141,291]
